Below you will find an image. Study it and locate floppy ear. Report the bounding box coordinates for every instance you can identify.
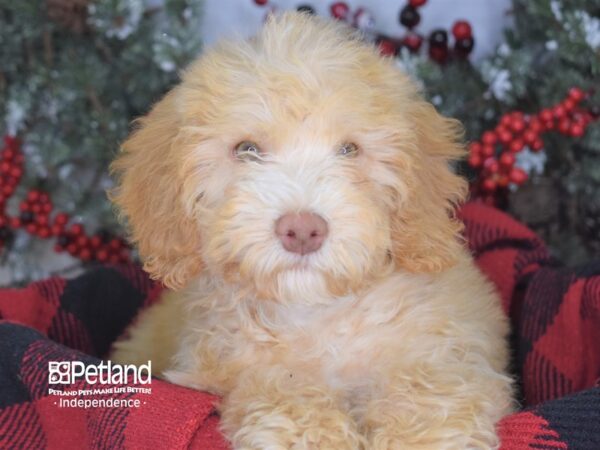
[110,90,203,289]
[390,100,468,273]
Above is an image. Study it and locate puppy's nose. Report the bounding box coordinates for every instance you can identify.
[275,212,328,255]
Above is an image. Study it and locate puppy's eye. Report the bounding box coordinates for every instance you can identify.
[337,142,359,157]
[233,141,263,161]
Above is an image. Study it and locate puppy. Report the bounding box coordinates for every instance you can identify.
[110,12,513,449]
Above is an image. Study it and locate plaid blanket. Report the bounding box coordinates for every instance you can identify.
[0,203,599,449]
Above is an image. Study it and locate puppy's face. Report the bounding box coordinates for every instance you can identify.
[111,14,467,301]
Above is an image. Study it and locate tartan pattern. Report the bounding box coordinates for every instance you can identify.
[0,202,598,449]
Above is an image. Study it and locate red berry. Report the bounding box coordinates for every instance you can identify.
[500,115,512,128]
[495,124,507,134]
[570,123,585,137]
[38,227,51,238]
[19,202,30,212]
[402,33,423,53]
[55,213,69,225]
[483,157,499,174]
[409,0,427,7]
[498,129,513,144]
[90,236,102,248]
[109,254,121,265]
[553,105,566,119]
[3,136,20,150]
[32,204,42,213]
[42,203,52,213]
[482,131,497,145]
[109,238,122,250]
[510,118,525,133]
[9,167,22,178]
[500,153,515,168]
[2,149,15,160]
[544,120,555,131]
[27,190,40,202]
[563,98,576,112]
[254,0,268,5]
[70,223,84,235]
[36,215,49,226]
[39,192,50,203]
[330,2,349,20]
[509,167,528,185]
[568,87,585,102]
[76,236,88,248]
[481,145,495,158]
[79,248,92,261]
[26,223,37,234]
[0,162,10,173]
[509,139,524,153]
[528,118,543,133]
[482,178,496,192]
[468,142,482,155]
[378,39,397,56]
[10,217,21,228]
[558,118,571,134]
[532,138,544,151]
[468,154,482,168]
[66,243,78,255]
[451,20,472,40]
[539,108,553,122]
[523,130,538,145]
[96,249,109,262]
[428,45,449,64]
[51,224,63,236]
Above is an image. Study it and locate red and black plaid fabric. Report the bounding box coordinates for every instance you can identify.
[0,203,599,449]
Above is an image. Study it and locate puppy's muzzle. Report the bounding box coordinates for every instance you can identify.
[275,212,328,255]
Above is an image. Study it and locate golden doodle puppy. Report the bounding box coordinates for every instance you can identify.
[110,12,513,450]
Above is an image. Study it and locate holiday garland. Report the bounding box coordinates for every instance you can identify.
[468,87,599,204]
[255,0,476,61]
[0,136,130,263]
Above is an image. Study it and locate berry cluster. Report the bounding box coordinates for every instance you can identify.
[0,136,24,247]
[252,1,474,62]
[381,0,474,61]
[469,88,597,203]
[54,223,129,264]
[0,136,131,264]
[0,136,24,211]
[425,20,473,63]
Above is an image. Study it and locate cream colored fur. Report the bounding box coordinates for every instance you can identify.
[110,12,514,449]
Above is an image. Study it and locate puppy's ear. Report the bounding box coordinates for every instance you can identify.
[110,90,203,289]
[390,101,468,273]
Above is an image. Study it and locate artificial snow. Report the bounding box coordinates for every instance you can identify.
[515,147,547,176]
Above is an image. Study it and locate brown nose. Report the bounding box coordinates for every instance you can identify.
[275,212,328,255]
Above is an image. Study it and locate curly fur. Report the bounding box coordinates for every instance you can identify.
[110,12,514,449]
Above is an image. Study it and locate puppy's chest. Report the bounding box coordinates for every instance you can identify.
[254,301,397,384]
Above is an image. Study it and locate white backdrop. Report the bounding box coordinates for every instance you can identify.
[202,0,513,61]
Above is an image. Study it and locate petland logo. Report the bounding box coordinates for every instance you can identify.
[48,360,152,385]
